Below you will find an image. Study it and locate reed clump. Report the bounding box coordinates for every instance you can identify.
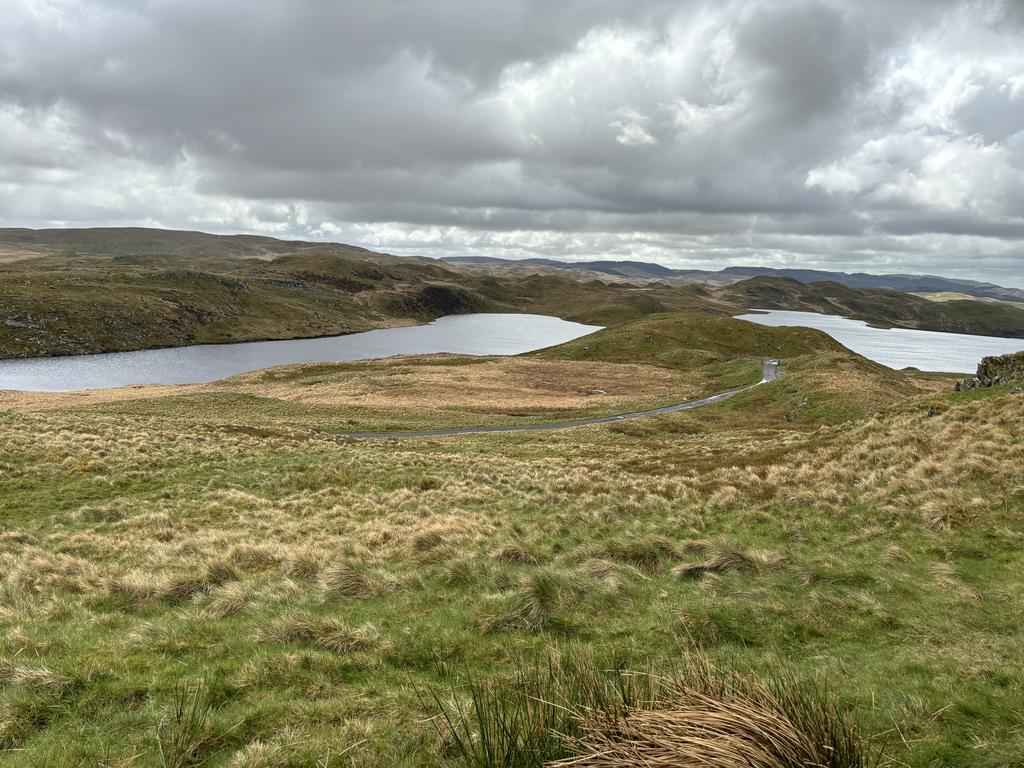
[432,649,877,768]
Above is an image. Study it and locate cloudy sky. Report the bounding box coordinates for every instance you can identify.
[2,1,1023,285]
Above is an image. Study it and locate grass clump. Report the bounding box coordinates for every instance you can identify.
[594,537,679,573]
[673,538,788,579]
[155,682,214,768]
[205,581,252,618]
[479,569,586,634]
[432,649,878,768]
[320,560,378,600]
[493,543,541,566]
[255,612,383,655]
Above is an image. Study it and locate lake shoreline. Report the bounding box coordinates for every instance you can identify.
[0,316,431,362]
[0,313,603,392]
[737,308,1024,373]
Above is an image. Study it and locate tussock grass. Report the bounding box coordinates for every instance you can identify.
[155,682,214,768]
[255,612,384,655]
[204,560,241,585]
[227,740,286,768]
[479,569,588,634]
[227,544,283,572]
[104,570,163,608]
[575,558,649,583]
[284,550,323,580]
[0,363,1020,764]
[493,543,541,566]
[443,556,489,587]
[593,538,679,574]
[0,663,72,693]
[432,649,877,768]
[320,561,378,600]
[162,574,213,604]
[673,539,788,579]
[226,733,306,768]
[205,581,253,618]
[881,545,911,563]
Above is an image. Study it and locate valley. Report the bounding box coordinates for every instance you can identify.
[0,229,1022,766]
[2,228,1024,362]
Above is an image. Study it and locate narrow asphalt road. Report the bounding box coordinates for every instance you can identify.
[339,359,781,440]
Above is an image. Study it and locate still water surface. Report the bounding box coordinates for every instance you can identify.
[735,309,1024,372]
[0,314,601,392]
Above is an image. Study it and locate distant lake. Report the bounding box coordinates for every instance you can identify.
[0,314,602,392]
[736,309,1024,372]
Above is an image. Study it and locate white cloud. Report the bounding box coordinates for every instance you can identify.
[0,0,1022,285]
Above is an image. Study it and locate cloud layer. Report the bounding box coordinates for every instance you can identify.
[1,0,1023,284]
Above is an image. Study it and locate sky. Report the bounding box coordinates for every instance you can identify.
[1,0,1023,286]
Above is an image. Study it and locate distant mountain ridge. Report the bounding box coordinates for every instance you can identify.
[2,226,1022,358]
[4,229,1016,301]
[443,256,1024,302]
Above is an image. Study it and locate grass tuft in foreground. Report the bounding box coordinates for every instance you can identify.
[432,648,879,768]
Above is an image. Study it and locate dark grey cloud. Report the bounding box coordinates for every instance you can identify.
[0,0,1022,285]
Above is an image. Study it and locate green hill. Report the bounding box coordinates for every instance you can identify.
[536,311,841,369]
[721,276,1024,337]
[0,253,492,358]
[2,228,1023,359]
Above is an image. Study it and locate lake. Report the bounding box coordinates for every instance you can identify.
[735,309,1024,372]
[0,313,602,392]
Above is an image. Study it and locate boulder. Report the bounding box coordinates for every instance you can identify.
[955,351,1024,391]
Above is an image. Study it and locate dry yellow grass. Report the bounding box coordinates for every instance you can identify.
[553,678,852,768]
[1,389,1017,596]
[0,356,694,413]
[0,364,1020,764]
[231,357,689,409]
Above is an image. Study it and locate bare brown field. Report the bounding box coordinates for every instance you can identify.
[0,356,694,414]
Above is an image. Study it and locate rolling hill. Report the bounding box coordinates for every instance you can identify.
[2,227,1023,359]
[720,276,1024,338]
[444,255,1024,301]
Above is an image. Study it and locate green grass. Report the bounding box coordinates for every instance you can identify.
[3,228,1022,360]
[0,252,491,358]
[534,310,842,366]
[721,277,1024,338]
[0,363,1021,765]
[432,648,877,768]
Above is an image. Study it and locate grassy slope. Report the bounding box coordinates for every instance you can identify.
[535,310,843,366]
[0,247,726,359]
[0,367,1019,765]
[9,314,915,434]
[914,291,1024,307]
[0,226,380,260]
[722,276,1024,337]
[2,316,1016,766]
[3,227,1024,360]
[0,254,492,357]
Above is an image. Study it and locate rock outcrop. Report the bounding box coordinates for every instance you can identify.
[955,350,1024,391]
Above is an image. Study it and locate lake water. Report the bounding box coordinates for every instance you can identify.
[735,309,1024,372]
[0,314,602,392]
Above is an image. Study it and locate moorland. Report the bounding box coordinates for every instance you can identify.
[1,319,1022,766]
[0,229,1022,767]
[3,227,1024,360]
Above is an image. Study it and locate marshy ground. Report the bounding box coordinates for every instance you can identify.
[0,315,1020,766]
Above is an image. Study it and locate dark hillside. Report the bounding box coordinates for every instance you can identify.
[722,277,1024,337]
